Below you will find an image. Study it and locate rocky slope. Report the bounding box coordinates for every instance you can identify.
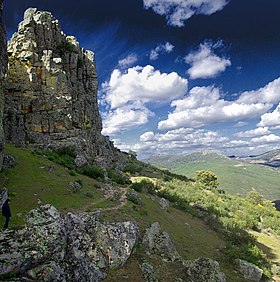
[3,8,127,168]
[0,205,139,281]
[0,0,8,170]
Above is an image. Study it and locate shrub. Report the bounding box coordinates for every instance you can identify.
[79,165,105,180]
[55,146,76,158]
[69,170,77,176]
[123,163,142,174]
[107,169,131,185]
[131,182,144,192]
[57,40,77,55]
[194,170,219,189]
[224,243,270,272]
[76,179,83,186]
[84,190,94,198]
[33,147,76,169]
[130,179,156,193]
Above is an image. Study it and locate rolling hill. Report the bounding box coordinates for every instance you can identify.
[239,149,280,168]
[144,151,280,200]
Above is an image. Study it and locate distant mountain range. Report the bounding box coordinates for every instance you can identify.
[144,150,280,200]
[233,149,280,168]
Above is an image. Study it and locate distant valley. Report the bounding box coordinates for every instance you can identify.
[144,150,280,200]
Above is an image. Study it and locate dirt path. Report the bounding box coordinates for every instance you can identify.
[77,186,128,213]
[101,187,127,212]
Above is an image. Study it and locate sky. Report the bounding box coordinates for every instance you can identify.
[3,0,280,158]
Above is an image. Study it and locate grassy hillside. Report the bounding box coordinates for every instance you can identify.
[1,145,280,281]
[144,151,280,200]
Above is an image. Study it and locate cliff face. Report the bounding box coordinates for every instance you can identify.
[4,8,126,167]
[0,0,8,170]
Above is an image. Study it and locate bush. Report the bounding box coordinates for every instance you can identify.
[33,147,76,169]
[224,243,270,272]
[194,170,219,189]
[131,182,144,192]
[79,165,105,180]
[130,179,156,193]
[84,190,94,198]
[123,163,142,174]
[69,170,77,176]
[107,169,131,185]
[55,146,76,158]
[57,40,77,55]
[76,179,83,186]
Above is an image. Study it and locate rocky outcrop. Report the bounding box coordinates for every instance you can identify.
[0,204,139,281]
[0,0,8,171]
[3,8,127,168]
[236,259,263,281]
[0,187,8,206]
[140,260,158,282]
[159,197,170,211]
[142,222,181,261]
[183,258,227,282]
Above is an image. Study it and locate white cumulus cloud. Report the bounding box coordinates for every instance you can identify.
[185,41,231,79]
[143,0,229,27]
[101,105,154,136]
[235,127,271,138]
[251,134,280,144]
[101,65,188,135]
[102,65,188,109]
[136,128,229,156]
[258,104,280,127]
[150,42,174,60]
[118,54,138,68]
[158,78,280,131]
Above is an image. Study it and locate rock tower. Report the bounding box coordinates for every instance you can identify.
[4,8,127,167]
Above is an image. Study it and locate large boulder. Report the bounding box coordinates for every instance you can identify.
[0,205,139,281]
[142,222,181,261]
[184,258,227,282]
[140,260,158,282]
[3,8,128,168]
[236,259,263,281]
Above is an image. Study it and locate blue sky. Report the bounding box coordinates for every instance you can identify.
[4,0,280,158]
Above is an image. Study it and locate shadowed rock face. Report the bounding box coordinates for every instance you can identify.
[3,8,127,167]
[0,0,8,171]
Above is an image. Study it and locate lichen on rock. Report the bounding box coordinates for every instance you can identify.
[4,7,127,168]
[0,204,139,281]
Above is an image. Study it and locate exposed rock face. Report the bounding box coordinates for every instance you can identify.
[184,258,227,282]
[0,187,8,206]
[236,259,263,282]
[0,204,139,281]
[4,8,127,167]
[0,0,8,171]
[142,222,181,261]
[140,260,158,282]
[159,197,170,211]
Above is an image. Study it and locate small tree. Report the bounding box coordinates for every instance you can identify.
[194,170,219,189]
[128,150,137,160]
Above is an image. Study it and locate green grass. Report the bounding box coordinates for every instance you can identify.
[145,152,280,200]
[0,145,104,227]
[102,195,247,282]
[1,145,278,281]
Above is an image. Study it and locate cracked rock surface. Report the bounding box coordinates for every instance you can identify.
[0,204,139,281]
